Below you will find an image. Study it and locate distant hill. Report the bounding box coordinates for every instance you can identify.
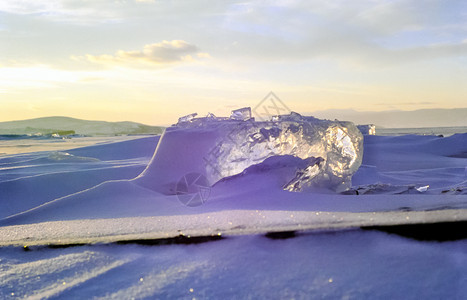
[308,108,467,128]
[0,116,165,136]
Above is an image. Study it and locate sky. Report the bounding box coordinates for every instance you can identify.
[0,0,466,125]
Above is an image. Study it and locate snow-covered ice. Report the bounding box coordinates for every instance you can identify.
[1,231,467,299]
[0,116,466,298]
[0,124,465,228]
[0,136,158,220]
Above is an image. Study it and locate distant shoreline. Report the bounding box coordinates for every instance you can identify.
[376,126,467,136]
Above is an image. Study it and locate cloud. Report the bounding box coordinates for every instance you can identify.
[0,0,130,24]
[0,0,57,15]
[300,35,467,68]
[2,0,466,70]
[0,0,222,25]
[220,0,467,67]
[73,41,209,67]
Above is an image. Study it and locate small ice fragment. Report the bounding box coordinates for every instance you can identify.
[178,113,197,124]
[206,112,216,119]
[280,111,303,122]
[357,124,376,135]
[230,107,252,121]
[48,152,72,161]
[416,185,429,192]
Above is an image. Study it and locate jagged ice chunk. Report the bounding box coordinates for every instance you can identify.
[178,113,198,124]
[230,107,252,121]
[136,109,363,193]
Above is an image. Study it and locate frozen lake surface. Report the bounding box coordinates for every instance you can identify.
[0,131,466,298]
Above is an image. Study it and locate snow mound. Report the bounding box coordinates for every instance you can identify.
[136,110,363,193]
[0,136,158,220]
